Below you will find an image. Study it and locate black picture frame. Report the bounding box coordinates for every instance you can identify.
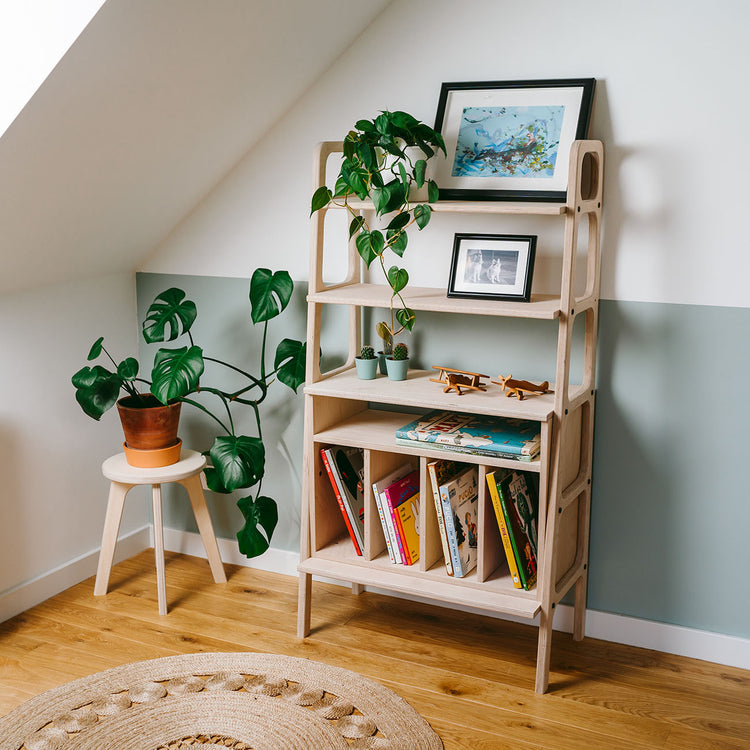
[433,78,595,202]
[447,233,537,302]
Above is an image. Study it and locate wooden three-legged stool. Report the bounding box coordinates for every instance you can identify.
[94,449,226,615]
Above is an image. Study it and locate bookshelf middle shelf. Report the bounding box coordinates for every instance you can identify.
[313,407,543,473]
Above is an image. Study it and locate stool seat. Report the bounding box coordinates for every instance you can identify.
[102,449,206,484]
[94,448,226,615]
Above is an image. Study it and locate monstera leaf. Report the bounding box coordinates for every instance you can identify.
[150,345,204,403]
[274,339,306,393]
[72,365,121,420]
[236,495,278,558]
[207,435,265,493]
[142,288,197,343]
[250,269,293,324]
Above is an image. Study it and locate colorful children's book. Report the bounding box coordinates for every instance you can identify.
[439,465,479,578]
[396,410,541,460]
[395,491,420,565]
[383,470,420,565]
[330,446,366,553]
[426,459,464,575]
[486,471,521,588]
[494,469,539,590]
[372,463,413,564]
[320,447,361,555]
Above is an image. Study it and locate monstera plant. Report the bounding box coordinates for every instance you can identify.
[310,110,445,350]
[72,268,306,558]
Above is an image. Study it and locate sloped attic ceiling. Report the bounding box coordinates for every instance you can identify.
[0,0,391,294]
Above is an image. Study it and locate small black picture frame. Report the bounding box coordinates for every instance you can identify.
[447,233,537,302]
[433,78,595,201]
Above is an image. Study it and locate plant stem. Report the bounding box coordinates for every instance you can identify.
[178,397,230,434]
[203,356,264,390]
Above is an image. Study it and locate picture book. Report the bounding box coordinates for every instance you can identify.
[439,465,479,578]
[330,446,366,553]
[485,471,521,588]
[396,491,420,565]
[396,410,541,459]
[372,463,413,564]
[494,469,539,589]
[320,447,361,555]
[383,470,420,565]
[426,459,465,575]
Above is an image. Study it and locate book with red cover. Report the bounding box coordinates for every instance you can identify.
[320,447,362,555]
[382,470,420,565]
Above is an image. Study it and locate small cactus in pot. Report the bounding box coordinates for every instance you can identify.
[355,344,379,380]
[385,342,410,381]
[392,343,409,361]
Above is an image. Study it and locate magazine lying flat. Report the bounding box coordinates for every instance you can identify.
[396,410,541,460]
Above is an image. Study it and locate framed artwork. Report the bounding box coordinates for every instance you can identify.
[447,233,536,302]
[433,78,595,201]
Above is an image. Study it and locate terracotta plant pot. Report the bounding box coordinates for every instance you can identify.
[116,394,181,451]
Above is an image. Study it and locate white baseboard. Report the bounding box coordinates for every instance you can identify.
[3,525,747,674]
[0,525,151,625]
[163,528,750,673]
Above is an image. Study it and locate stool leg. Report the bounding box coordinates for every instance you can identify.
[180,474,227,583]
[94,481,132,596]
[152,483,168,616]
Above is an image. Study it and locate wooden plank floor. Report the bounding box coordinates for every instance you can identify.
[0,550,748,749]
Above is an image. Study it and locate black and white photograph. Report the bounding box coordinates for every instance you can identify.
[447,233,536,301]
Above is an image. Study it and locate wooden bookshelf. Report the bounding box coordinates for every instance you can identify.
[297,139,604,693]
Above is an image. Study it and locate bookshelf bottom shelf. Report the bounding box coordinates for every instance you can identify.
[298,555,541,620]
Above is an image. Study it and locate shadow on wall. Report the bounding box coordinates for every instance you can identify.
[0,426,29,592]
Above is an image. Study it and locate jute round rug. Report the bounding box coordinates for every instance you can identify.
[0,652,442,749]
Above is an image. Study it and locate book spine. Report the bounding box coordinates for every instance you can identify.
[393,503,412,565]
[439,483,463,577]
[320,449,361,556]
[486,472,521,588]
[428,463,453,576]
[372,484,396,564]
[496,474,529,589]
[378,489,403,563]
[507,472,538,589]
[382,490,408,565]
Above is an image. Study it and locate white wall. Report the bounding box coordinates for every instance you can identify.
[0,0,104,136]
[0,273,146,600]
[143,0,750,311]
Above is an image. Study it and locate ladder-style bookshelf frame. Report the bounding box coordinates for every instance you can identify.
[296,140,603,693]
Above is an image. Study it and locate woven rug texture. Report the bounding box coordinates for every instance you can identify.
[0,652,443,750]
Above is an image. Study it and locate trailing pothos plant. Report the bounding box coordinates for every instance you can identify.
[310,110,445,348]
[71,268,306,559]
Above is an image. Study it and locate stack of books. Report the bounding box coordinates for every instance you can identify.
[486,469,539,590]
[372,464,420,565]
[395,410,541,461]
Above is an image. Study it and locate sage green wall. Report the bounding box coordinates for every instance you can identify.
[137,272,750,639]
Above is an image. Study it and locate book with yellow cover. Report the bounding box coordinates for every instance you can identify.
[486,470,521,588]
[396,492,420,565]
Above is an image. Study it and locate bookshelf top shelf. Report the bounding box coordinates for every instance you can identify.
[330,198,567,216]
[308,284,569,319]
[305,368,557,421]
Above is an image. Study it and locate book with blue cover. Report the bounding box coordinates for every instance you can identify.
[396,410,541,460]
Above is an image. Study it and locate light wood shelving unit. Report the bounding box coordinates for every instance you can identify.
[297,139,604,693]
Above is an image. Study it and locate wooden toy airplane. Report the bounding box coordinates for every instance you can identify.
[492,374,550,400]
[431,366,489,396]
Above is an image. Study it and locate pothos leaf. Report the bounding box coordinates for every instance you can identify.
[414,203,432,230]
[395,307,416,332]
[310,185,333,214]
[387,266,409,295]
